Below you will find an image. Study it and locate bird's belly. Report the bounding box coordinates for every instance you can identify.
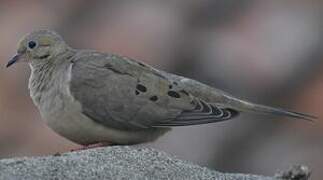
[42,98,167,145]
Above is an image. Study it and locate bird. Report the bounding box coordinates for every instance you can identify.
[6,30,316,147]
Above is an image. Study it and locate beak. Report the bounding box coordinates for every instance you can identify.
[6,54,22,68]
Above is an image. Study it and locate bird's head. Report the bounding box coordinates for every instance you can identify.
[7,30,70,68]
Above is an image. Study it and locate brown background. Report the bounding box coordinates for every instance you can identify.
[0,0,322,179]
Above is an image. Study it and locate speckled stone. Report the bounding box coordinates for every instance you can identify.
[0,146,275,180]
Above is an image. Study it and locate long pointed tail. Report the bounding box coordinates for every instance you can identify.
[227,97,317,121]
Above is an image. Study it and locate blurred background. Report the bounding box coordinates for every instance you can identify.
[0,0,322,179]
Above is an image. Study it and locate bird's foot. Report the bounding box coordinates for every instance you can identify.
[70,142,108,152]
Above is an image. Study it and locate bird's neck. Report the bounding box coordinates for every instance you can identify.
[28,50,76,106]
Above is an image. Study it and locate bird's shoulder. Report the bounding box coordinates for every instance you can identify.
[70,50,163,78]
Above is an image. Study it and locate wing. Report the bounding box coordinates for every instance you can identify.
[69,51,239,131]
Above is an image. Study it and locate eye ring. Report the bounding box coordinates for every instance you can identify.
[28,41,37,49]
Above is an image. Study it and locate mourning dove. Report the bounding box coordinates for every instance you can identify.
[6,30,315,146]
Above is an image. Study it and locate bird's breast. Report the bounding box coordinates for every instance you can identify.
[28,63,166,145]
[28,63,73,120]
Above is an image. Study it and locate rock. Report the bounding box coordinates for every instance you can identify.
[0,146,298,180]
[275,165,311,180]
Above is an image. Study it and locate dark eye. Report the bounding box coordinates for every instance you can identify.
[28,41,37,49]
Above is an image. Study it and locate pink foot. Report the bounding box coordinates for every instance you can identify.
[71,142,109,152]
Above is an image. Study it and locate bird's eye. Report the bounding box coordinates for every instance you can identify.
[28,41,37,49]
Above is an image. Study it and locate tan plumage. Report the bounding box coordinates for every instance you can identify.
[7,30,316,145]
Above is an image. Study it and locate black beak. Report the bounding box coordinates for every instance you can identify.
[6,54,21,68]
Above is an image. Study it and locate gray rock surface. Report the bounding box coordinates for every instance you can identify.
[0,146,280,180]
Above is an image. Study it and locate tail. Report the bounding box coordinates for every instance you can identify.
[227,97,317,122]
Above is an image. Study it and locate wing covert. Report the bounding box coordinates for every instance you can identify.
[69,51,239,130]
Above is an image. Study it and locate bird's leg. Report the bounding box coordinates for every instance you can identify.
[70,142,111,152]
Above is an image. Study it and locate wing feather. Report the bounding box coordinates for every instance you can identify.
[152,99,239,127]
[70,51,239,131]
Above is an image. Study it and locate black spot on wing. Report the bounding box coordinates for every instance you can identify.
[136,84,147,92]
[149,96,158,102]
[168,91,181,98]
